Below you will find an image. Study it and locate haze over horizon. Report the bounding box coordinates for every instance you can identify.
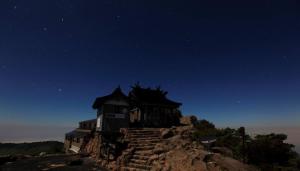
[0,0,299,151]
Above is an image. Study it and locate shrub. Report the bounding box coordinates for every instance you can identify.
[0,141,64,156]
[247,134,296,167]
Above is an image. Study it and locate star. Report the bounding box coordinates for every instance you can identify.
[115,15,121,21]
[61,17,64,23]
[135,43,140,48]
[43,27,48,31]
[185,39,191,43]
[236,100,241,104]
[58,88,63,92]
[13,6,17,10]
[282,56,289,64]
[1,65,7,70]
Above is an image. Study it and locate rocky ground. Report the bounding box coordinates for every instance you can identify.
[84,116,258,171]
[0,154,108,171]
[147,126,257,171]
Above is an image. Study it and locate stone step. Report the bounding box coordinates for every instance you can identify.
[128,133,160,137]
[128,132,159,134]
[130,141,157,144]
[127,134,161,138]
[127,163,151,170]
[121,166,149,171]
[130,139,159,143]
[132,154,150,160]
[135,146,155,151]
[130,139,160,144]
[129,135,160,139]
[129,132,160,135]
[129,143,155,147]
[128,131,160,133]
[128,128,161,130]
[129,135,160,138]
[134,150,153,155]
[129,138,161,143]
[128,137,160,140]
[127,130,160,134]
[129,134,160,137]
[128,130,160,133]
[129,143,157,147]
[129,141,159,145]
[128,129,159,131]
[128,129,160,132]
[129,139,160,142]
[130,158,148,165]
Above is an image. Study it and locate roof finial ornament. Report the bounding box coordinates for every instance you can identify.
[115,85,122,92]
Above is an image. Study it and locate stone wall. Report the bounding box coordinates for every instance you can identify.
[82,133,101,158]
[64,139,71,152]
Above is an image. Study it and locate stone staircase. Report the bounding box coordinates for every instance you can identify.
[121,128,161,171]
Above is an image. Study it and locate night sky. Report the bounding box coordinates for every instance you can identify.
[0,0,300,134]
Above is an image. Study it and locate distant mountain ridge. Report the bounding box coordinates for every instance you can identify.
[0,141,64,156]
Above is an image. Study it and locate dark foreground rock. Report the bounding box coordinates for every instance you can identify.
[0,154,108,171]
[82,126,257,171]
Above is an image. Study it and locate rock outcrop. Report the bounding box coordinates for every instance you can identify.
[83,124,257,171]
[82,133,101,158]
[122,126,256,171]
[180,115,198,126]
[150,134,257,171]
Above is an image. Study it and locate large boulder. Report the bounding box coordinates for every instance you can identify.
[150,129,258,171]
[180,115,198,126]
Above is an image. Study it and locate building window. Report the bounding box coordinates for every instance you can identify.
[114,106,122,113]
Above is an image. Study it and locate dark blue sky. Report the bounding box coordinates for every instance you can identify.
[0,0,300,128]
